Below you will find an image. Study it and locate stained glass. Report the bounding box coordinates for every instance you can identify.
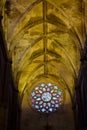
[30,83,63,113]
[42,92,51,102]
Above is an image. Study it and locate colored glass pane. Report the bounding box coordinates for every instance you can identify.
[30,83,63,113]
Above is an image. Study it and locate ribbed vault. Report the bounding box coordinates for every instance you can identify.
[1,0,87,129]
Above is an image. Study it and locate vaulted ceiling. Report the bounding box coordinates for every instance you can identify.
[1,0,87,112]
[1,0,87,129]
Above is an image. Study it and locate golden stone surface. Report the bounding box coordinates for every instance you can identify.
[1,0,87,129]
[1,0,87,106]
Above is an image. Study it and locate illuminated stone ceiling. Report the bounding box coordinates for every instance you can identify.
[1,0,87,106]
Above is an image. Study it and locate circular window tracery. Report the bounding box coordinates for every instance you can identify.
[30,83,63,113]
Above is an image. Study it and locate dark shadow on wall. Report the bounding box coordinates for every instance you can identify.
[0,15,20,130]
[74,36,87,130]
[20,104,75,130]
[7,80,21,130]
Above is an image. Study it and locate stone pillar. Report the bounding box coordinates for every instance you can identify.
[0,14,20,130]
[0,14,11,130]
[75,36,87,130]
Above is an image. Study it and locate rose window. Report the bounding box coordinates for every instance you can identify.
[30,83,63,113]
